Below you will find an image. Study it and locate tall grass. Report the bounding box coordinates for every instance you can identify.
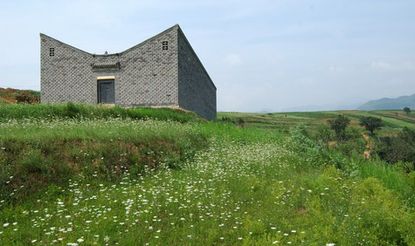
[0,119,209,203]
[357,159,415,206]
[0,103,199,123]
[0,106,415,244]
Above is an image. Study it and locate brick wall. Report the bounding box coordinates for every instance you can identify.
[40,25,216,119]
[178,28,217,120]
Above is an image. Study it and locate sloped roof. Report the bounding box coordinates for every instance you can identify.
[40,24,180,56]
[41,24,216,89]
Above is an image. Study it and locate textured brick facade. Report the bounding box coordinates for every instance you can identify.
[40,25,216,119]
[178,29,216,120]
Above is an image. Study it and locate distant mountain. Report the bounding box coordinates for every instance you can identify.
[358,94,415,110]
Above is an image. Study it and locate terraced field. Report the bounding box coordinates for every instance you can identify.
[219,110,415,133]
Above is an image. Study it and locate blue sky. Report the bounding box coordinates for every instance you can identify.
[1,0,414,112]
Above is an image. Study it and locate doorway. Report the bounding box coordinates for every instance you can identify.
[97,79,115,104]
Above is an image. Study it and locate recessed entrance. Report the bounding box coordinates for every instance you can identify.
[97,79,115,104]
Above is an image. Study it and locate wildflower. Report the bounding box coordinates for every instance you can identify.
[3,223,9,228]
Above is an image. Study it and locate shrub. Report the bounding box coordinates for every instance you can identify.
[403,107,411,115]
[336,137,366,157]
[376,127,415,171]
[360,116,384,135]
[328,115,350,140]
[15,92,40,104]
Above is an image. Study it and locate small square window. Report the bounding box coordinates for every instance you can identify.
[162,41,168,50]
[49,48,55,56]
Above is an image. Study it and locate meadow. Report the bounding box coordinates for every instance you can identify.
[0,104,414,245]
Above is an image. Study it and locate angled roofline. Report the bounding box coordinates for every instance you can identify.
[40,24,180,57]
[177,26,216,90]
[40,24,216,89]
[40,33,92,56]
[119,24,180,55]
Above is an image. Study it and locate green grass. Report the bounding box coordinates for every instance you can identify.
[0,106,414,245]
[0,119,210,203]
[0,103,199,123]
[357,160,415,204]
[218,110,415,134]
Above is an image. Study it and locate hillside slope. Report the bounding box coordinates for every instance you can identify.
[1,106,415,245]
[358,93,415,110]
[0,87,40,104]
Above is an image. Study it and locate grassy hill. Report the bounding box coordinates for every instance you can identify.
[0,87,40,104]
[358,93,415,110]
[0,105,414,245]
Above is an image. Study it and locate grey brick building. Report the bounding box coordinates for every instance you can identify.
[40,25,216,119]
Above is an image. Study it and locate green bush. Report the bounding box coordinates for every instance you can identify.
[360,116,384,135]
[376,127,415,171]
[328,115,350,140]
[15,92,40,104]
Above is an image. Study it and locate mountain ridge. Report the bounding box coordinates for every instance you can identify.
[358,93,415,110]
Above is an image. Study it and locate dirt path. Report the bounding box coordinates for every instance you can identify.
[363,133,372,159]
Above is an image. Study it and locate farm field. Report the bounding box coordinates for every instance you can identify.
[0,104,415,245]
[219,110,415,130]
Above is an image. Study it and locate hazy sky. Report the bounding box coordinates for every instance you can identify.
[1,0,414,112]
